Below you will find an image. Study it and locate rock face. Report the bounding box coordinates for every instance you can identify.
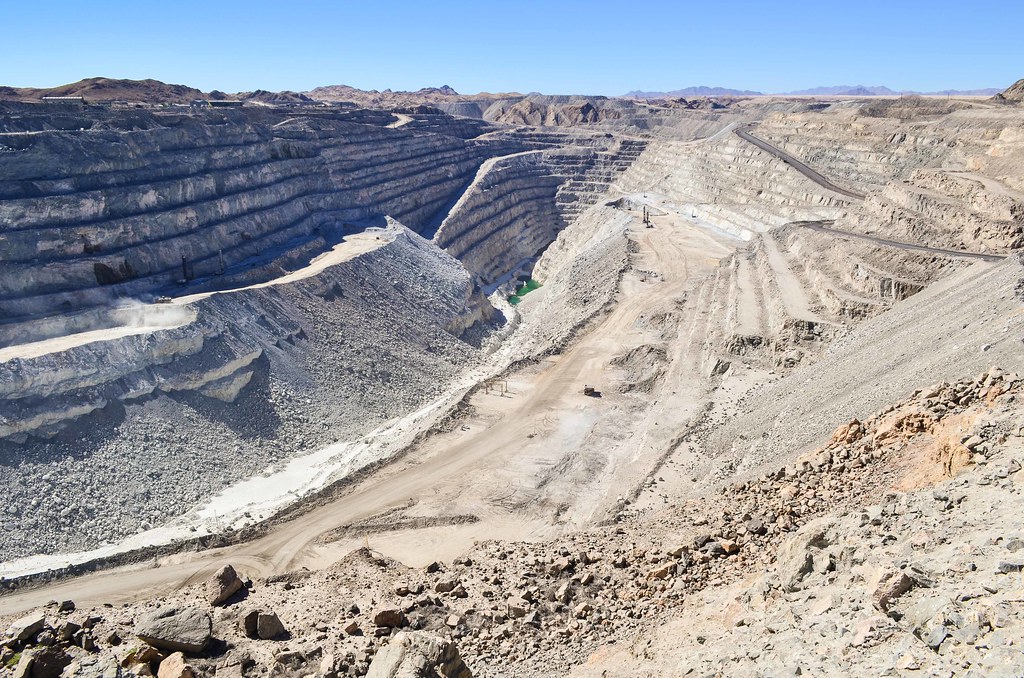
[0,223,496,561]
[366,631,472,678]
[0,102,652,564]
[0,111,507,322]
[135,607,212,654]
[433,136,645,283]
[207,564,244,606]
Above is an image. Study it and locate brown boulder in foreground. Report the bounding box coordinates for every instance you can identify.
[207,564,244,606]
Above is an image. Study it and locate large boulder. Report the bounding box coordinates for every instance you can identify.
[239,608,287,640]
[774,516,837,592]
[372,609,408,629]
[207,564,244,606]
[136,607,212,655]
[6,613,46,643]
[366,632,471,678]
[11,647,71,678]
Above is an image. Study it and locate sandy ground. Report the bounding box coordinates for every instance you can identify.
[0,198,741,616]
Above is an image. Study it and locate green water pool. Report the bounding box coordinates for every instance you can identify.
[508,278,541,305]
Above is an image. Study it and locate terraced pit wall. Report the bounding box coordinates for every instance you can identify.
[0,111,523,324]
[754,106,1024,251]
[0,226,493,559]
[0,106,652,561]
[617,100,1023,374]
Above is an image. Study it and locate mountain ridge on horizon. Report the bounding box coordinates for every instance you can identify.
[624,84,1003,98]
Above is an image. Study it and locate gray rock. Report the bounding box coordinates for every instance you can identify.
[921,624,949,650]
[19,647,71,678]
[136,607,212,654]
[56,622,80,643]
[962,435,984,450]
[239,609,260,638]
[506,598,528,619]
[239,608,286,640]
[434,579,458,594]
[6,613,46,643]
[257,612,287,640]
[902,596,950,631]
[366,631,471,678]
[775,517,835,592]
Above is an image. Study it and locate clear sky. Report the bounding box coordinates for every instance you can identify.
[1,0,1020,95]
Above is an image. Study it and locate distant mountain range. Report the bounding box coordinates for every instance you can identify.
[783,85,1002,96]
[623,85,1003,98]
[623,86,763,98]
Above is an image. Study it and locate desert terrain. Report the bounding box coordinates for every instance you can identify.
[1,78,1023,677]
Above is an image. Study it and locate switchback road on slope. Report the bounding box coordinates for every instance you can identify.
[735,125,868,200]
[796,221,1006,262]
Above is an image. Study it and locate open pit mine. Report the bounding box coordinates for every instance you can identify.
[1,80,1024,677]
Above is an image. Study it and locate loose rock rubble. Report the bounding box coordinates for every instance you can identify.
[2,369,1020,676]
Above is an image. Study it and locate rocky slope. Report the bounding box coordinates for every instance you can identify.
[994,78,1024,104]
[2,368,1021,677]
[0,224,496,560]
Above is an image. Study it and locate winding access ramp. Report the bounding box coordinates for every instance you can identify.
[733,127,1006,261]
[735,125,867,200]
[795,221,1006,262]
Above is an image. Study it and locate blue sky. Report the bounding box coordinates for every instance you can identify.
[1,0,1020,94]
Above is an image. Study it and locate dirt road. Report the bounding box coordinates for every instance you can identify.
[0,201,738,616]
[735,125,867,200]
[796,221,1006,261]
